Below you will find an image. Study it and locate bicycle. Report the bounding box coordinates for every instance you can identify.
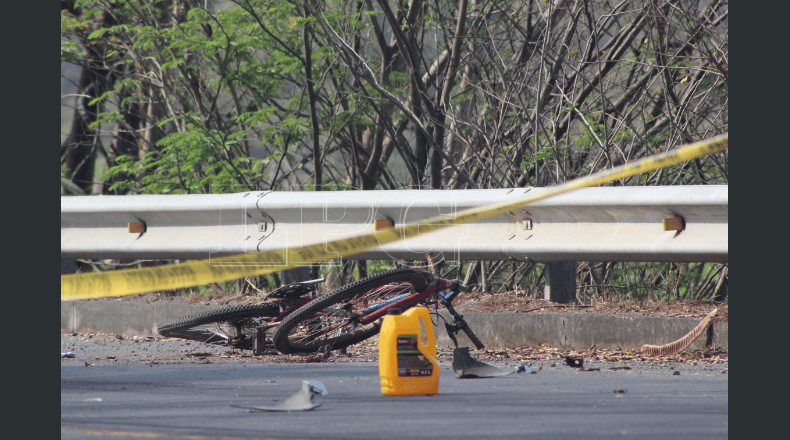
[157,267,485,357]
[156,279,323,354]
[270,267,485,355]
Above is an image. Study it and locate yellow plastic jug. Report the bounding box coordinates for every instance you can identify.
[379,307,440,395]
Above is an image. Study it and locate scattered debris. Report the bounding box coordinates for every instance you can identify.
[60,333,727,366]
[609,366,632,370]
[84,398,102,402]
[232,380,327,412]
[452,347,525,378]
[61,352,76,359]
[641,309,717,356]
[564,355,602,371]
[673,371,681,376]
[613,389,627,394]
[564,356,584,368]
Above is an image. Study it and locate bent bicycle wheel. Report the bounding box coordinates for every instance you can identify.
[272,268,429,355]
[157,303,280,350]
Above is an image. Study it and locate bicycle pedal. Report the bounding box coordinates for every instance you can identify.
[318,344,332,359]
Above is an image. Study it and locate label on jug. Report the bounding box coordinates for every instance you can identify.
[396,335,433,377]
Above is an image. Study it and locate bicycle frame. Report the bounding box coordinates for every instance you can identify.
[295,275,469,350]
[353,274,484,351]
[357,277,458,325]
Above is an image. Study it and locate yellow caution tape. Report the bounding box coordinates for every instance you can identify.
[61,133,728,300]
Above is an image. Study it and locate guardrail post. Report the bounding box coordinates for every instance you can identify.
[282,266,310,286]
[480,261,487,292]
[544,262,576,303]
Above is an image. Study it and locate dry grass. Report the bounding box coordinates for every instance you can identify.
[454,290,727,320]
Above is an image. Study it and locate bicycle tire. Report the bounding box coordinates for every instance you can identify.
[272,268,429,354]
[157,303,280,348]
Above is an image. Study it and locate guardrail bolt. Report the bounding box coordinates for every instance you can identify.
[375,219,395,230]
[128,222,146,234]
[662,217,685,231]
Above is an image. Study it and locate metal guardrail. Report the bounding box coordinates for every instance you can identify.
[61,186,727,263]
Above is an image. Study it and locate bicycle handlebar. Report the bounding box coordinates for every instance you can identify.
[435,279,465,302]
[437,282,485,351]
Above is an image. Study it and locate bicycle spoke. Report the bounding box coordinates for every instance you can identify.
[284,283,412,347]
[272,268,430,354]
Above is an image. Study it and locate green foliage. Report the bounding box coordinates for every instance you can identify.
[61,10,88,64]
[61,40,86,65]
[68,0,319,195]
[521,145,555,170]
[105,117,277,194]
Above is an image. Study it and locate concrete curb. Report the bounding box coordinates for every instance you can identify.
[434,311,727,351]
[61,301,727,351]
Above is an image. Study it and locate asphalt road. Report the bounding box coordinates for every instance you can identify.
[61,335,727,439]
